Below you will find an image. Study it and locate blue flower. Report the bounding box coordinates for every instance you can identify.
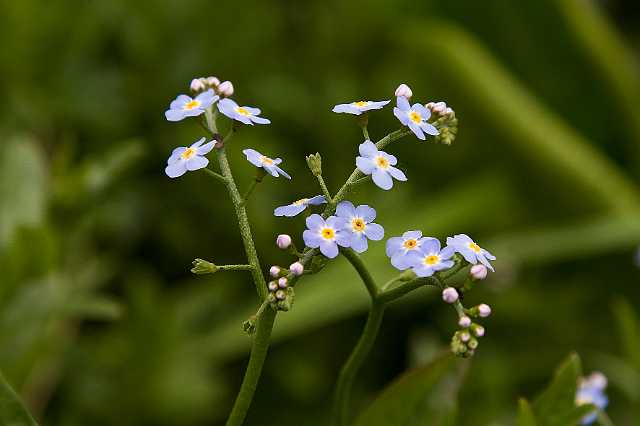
[165,137,214,178]
[576,372,608,425]
[303,214,351,258]
[335,201,384,253]
[393,96,439,140]
[218,98,270,125]
[243,149,291,179]
[332,100,390,115]
[445,234,496,271]
[356,140,407,190]
[274,195,327,217]
[405,238,454,277]
[165,89,218,122]
[386,230,430,270]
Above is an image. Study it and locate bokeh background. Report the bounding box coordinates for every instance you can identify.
[1,0,640,424]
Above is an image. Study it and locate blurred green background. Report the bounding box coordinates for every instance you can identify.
[1,0,640,424]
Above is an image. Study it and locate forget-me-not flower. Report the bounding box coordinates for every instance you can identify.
[274,195,327,217]
[243,149,291,179]
[335,201,384,253]
[356,140,407,190]
[218,98,270,125]
[165,137,214,178]
[445,234,496,271]
[406,238,454,277]
[332,100,390,115]
[303,214,350,258]
[386,230,430,270]
[165,89,218,122]
[393,96,439,140]
[576,372,608,425]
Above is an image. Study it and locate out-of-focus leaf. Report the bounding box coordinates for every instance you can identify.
[63,297,123,320]
[0,135,46,249]
[533,353,589,426]
[612,299,640,370]
[408,20,640,214]
[354,354,466,426]
[0,371,38,426]
[517,398,538,426]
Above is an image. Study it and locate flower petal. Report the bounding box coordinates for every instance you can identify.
[372,169,393,190]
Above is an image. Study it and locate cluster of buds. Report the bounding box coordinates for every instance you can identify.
[426,101,458,145]
[190,76,234,97]
[268,235,304,311]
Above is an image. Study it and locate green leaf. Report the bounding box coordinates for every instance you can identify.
[354,354,467,426]
[533,353,583,426]
[0,371,38,426]
[612,298,640,369]
[517,398,538,426]
[0,136,46,249]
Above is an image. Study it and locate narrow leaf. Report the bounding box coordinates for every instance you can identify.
[517,398,538,426]
[0,372,38,426]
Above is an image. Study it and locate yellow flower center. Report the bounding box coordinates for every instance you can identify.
[180,147,197,160]
[184,100,201,110]
[321,227,335,240]
[409,111,422,123]
[353,101,369,107]
[424,255,440,265]
[236,107,251,116]
[293,198,309,206]
[260,155,274,165]
[351,218,366,232]
[375,155,389,169]
[468,242,482,253]
[403,239,417,250]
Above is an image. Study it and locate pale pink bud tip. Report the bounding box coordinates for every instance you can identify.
[458,316,471,328]
[442,287,459,304]
[470,264,488,280]
[276,234,292,249]
[278,277,288,288]
[268,281,278,292]
[474,326,485,337]
[478,304,492,317]
[205,76,220,87]
[289,262,304,276]
[218,81,234,97]
[394,83,413,99]
[269,266,281,277]
[190,78,206,92]
[275,290,286,300]
[460,332,470,342]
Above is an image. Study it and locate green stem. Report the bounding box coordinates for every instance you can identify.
[316,175,333,202]
[361,125,370,140]
[378,276,438,304]
[201,111,274,426]
[241,179,260,204]
[203,168,228,183]
[341,249,378,298]
[218,264,254,271]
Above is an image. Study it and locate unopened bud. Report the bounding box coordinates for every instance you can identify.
[394,83,413,99]
[306,153,322,176]
[459,331,470,342]
[275,289,286,300]
[242,316,257,335]
[470,264,488,280]
[458,316,471,328]
[190,78,206,93]
[191,258,218,274]
[270,266,281,277]
[205,76,220,87]
[276,234,292,249]
[478,303,492,318]
[278,277,288,288]
[468,337,479,349]
[442,287,459,304]
[585,372,608,390]
[218,80,234,97]
[289,262,304,276]
[268,281,278,292]
[471,324,485,337]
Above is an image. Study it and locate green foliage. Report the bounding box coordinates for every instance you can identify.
[354,354,466,426]
[0,372,37,426]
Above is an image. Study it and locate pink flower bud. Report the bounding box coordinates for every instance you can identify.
[394,83,412,99]
[276,234,292,249]
[268,281,278,292]
[442,287,459,304]
[269,266,281,277]
[289,261,304,276]
[275,290,286,300]
[218,80,234,97]
[190,78,206,92]
[478,303,492,318]
[459,331,470,342]
[278,277,288,288]
[205,76,220,87]
[458,316,471,328]
[470,264,488,280]
[473,325,485,337]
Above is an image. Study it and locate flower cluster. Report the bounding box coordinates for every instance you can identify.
[576,372,608,425]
